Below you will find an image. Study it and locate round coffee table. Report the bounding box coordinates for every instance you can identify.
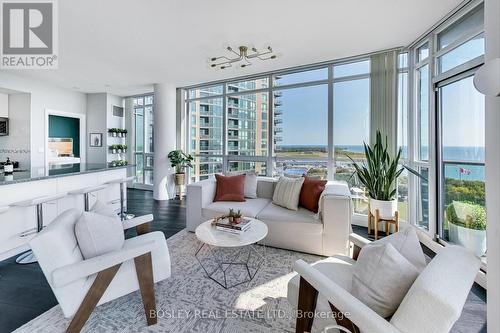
[195,218,268,289]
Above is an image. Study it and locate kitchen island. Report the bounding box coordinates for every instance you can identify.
[0,163,133,261]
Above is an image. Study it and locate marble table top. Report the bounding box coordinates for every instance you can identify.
[195,219,268,247]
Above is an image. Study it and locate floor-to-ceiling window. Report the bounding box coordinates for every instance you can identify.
[332,60,370,214]
[402,0,485,260]
[185,59,371,187]
[132,94,154,188]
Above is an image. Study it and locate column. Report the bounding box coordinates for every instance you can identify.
[484,0,500,331]
[153,83,177,200]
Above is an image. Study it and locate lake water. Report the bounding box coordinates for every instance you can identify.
[283,145,486,182]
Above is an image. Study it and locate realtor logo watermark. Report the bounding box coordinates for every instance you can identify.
[0,0,58,69]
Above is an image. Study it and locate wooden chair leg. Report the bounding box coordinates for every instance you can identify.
[374,209,379,240]
[136,223,150,235]
[395,211,400,232]
[328,302,360,333]
[134,252,157,326]
[66,264,121,333]
[296,277,318,333]
[367,210,372,235]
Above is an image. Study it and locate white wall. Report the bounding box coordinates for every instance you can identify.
[0,93,31,167]
[106,94,125,163]
[0,72,87,167]
[86,93,107,164]
[86,93,124,164]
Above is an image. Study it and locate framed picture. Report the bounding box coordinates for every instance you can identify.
[90,133,102,147]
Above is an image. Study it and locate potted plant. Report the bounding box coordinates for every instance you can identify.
[446,201,486,256]
[122,144,127,153]
[123,129,128,138]
[347,131,404,219]
[228,209,243,224]
[108,128,117,137]
[168,149,194,186]
[110,145,117,154]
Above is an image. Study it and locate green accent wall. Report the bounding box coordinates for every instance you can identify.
[48,115,80,157]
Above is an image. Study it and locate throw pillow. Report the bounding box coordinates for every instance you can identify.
[213,174,246,202]
[351,243,419,318]
[272,176,305,211]
[225,171,258,199]
[370,226,427,272]
[299,177,327,213]
[75,212,125,259]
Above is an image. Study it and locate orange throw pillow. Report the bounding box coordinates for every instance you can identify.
[213,174,246,202]
[299,177,327,213]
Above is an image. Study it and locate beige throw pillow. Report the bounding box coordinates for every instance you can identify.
[351,243,419,318]
[272,176,305,210]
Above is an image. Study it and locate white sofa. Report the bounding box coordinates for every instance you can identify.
[287,233,480,333]
[186,177,352,256]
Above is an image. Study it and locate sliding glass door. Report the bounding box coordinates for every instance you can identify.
[437,72,485,259]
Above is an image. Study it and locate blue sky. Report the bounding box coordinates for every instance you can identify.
[278,77,369,146]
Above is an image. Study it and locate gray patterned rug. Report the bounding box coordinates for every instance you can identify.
[15,230,323,333]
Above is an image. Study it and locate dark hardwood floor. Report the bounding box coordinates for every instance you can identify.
[0,189,487,333]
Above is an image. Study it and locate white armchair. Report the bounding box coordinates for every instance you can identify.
[29,209,171,333]
[288,233,480,333]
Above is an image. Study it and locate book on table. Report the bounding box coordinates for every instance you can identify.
[215,218,252,234]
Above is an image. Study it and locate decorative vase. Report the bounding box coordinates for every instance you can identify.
[448,221,486,257]
[174,173,185,186]
[369,198,398,219]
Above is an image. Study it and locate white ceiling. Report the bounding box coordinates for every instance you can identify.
[4,0,463,96]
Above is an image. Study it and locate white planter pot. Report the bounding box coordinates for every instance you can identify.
[448,222,486,257]
[112,132,117,137]
[369,198,398,219]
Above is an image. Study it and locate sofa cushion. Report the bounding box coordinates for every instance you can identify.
[74,212,125,259]
[256,177,276,199]
[300,177,327,213]
[214,174,246,202]
[351,243,419,318]
[370,226,427,272]
[272,176,305,210]
[225,171,258,199]
[257,202,320,225]
[203,198,271,219]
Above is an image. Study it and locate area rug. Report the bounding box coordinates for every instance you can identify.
[14,230,324,333]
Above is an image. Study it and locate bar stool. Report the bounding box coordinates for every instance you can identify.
[105,176,135,221]
[68,184,108,211]
[13,193,67,264]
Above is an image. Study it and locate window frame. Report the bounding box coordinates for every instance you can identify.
[183,56,371,183]
[404,0,485,242]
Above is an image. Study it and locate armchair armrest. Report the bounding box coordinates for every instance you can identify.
[122,214,153,230]
[294,259,401,333]
[349,233,371,260]
[321,181,353,256]
[51,239,157,288]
